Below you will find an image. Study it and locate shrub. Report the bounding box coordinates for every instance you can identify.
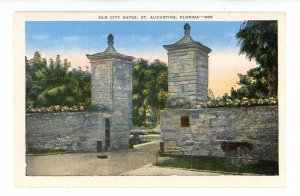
[195,97,278,108]
[26,105,85,113]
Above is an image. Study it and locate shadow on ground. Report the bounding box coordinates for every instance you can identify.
[26,141,160,176]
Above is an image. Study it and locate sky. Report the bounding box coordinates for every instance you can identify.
[25,21,258,97]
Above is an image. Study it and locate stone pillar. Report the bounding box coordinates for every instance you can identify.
[87,34,134,150]
[163,23,212,107]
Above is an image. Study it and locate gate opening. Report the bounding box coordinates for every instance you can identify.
[105,118,110,151]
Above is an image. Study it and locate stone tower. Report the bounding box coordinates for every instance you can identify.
[87,34,134,150]
[163,23,211,107]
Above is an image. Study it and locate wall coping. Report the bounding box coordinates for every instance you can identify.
[162,105,278,112]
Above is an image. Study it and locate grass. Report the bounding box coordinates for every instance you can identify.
[155,154,279,175]
[26,148,68,156]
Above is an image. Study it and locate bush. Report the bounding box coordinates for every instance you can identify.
[26,105,85,113]
[195,97,278,108]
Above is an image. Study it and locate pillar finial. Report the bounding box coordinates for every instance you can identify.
[104,33,118,54]
[184,23,191,35]
[107,33,114,46]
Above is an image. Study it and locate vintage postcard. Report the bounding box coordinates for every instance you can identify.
[14,12,285,187]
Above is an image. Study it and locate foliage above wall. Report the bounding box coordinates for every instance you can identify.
[232,20,278,99]
[26,105,85,113]
[25,53,169,121]
[132,58,168,127]
[195,97,277,109]
[26,20,278,121]
[26,51,91,108]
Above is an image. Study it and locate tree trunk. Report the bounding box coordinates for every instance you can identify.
[267,65,278,97]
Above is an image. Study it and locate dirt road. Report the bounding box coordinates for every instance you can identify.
[26,141,160,176]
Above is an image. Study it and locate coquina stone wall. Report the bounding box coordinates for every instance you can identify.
[87,34,134,150]
[110,59,133,149]
[161,106,278,161]
[164,23,211,106]
[26,34,134,153]
[26,112,109,152]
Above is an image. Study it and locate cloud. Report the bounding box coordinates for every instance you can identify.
[62,35,80,42]
[32,34,49,40]
[194,34,209,40]
[119,35,152,43]
[157,34,177,41]
[226,32,235,38]
[45,35,106,53]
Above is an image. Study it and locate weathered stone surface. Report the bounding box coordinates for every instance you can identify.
[161,106,278,161]
[161,25,262,163]
[26,34,134,152]
[167,97,192,109]
[87,34,134,112]
[86,34,134,150]
[26,112,107,152]
[164,23,211,106]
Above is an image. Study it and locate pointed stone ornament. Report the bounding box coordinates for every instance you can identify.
[163,23,212,106]
[164,23,211,53]
[108,33,114,44]
[87,34,134,61]
[104,33,118,54]
[184,23,190,35]
[86,33,134,150]
[175,23,194,44]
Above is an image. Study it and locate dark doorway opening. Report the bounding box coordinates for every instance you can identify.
[105,118,110,151]
[181,116,190,127]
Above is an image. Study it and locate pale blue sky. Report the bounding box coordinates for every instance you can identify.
[26,21,243,58]
[25,21,257,96]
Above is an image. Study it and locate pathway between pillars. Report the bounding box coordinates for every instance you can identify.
[26,141,160,176]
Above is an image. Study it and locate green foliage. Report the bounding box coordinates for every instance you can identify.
[199,97,277,108]
[132,59,168,127]
[26,105,85,113]
[26,51,91,108]
[231,67,269,99]
[27,148,67,155]
[235,21,278,98]
[26,52,168,126]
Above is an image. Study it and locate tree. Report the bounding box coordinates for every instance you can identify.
[148,60,168,123]
[69,66,91,107]
[26,51,48,107]
[132,59,168,127]
[231,67,269,99]
[26,52,167,127]
[132,59,149,126]
[26,52,91,108]
[34,55,74,106]
[236,21,278,97]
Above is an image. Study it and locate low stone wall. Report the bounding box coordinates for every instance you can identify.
[131,124,161,134]
[161,106,278,161]
[26,112,107,152]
